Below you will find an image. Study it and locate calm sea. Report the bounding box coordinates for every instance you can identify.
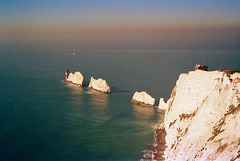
[0,49,239,161]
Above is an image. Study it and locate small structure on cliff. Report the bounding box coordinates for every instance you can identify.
[195,64,208,71]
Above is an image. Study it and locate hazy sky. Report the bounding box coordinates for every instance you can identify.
[0,0,239,50]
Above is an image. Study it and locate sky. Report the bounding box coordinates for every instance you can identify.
[0,0,239,50]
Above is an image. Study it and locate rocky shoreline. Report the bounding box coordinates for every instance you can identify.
[152,124,167,161]
[141,124,166,161]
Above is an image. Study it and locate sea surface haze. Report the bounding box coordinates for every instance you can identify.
[0,49,239,160]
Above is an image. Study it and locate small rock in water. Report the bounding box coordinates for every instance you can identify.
[158,98,168,113]
[142,150,154,159]
[88,76,111,93]
[67,71,84,85]
[131,91,155,106]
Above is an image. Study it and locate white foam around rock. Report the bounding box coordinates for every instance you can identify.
[67,71,84,85]
[132,91,155,106]
[88,76,111,93]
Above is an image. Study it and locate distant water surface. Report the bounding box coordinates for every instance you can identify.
[0,49,239,160]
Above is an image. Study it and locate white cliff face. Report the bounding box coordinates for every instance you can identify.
[67,71,84,85]
[164,70,240,161]
[132,91,155,106]
[158,98,168,112]
[88,76,111,93]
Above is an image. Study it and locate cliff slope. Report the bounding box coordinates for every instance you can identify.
[164,70,240,161]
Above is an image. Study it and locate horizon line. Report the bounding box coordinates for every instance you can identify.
[1,47,239,52]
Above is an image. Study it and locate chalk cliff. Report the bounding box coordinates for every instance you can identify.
[67,71,84,85]
[163,70,240,161]
[132,91,155,106]
[88,76,111,93]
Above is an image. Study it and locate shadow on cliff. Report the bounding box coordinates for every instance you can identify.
[154,99,160,107]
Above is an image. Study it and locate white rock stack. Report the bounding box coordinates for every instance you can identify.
[88,76,111,93]
[158,98,168,112]
[67,71,84,85]
[163,70,240,161]
[131,91,155,106]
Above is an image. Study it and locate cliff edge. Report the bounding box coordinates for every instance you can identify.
[163,70,240,161]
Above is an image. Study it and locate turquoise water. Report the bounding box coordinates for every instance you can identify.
[0,49,239,160]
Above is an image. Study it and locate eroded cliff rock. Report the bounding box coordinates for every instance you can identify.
[158,98,168,113]
[88,76,111,93]
[163,70,240,161]
[132,91,155,106]
[67,71,84,85]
